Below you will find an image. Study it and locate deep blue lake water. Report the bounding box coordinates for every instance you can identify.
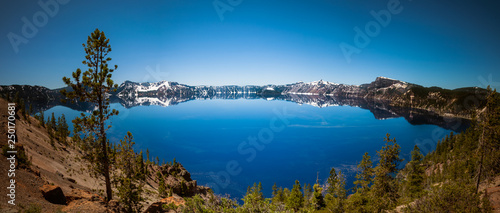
[44,99,456,199]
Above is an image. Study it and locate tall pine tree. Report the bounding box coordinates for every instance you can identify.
[476,87,500,192]
[325,167,346,213]
[354,152,373,192]
[405,145,424,199]
[311,183,325,210]
[61,29,119,201]
[286,180,304,211]
[371,133,403,211]
[115,132,144,212]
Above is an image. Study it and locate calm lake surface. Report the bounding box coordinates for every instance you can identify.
[45,99,458,199]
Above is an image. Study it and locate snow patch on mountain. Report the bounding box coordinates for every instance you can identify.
[378,76,408,84]
[137,81,171,92]
[309,79,339,86]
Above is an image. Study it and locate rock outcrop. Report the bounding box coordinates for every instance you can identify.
[144,195,186,213]
[155,163,210,197]
[65,188,103,203]
[39,185,67,205]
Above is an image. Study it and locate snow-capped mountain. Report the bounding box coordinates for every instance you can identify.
[282,79,340,95]
[0,76,485,132]
[108,77,418,112]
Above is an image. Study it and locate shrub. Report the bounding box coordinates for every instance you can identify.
[404,182,489,213]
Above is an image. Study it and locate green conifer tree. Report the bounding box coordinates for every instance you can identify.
[39,111,45,127]
[346,152,374,212]
[158,173,167,198]
[242,182,267,212]
[271,184,286,206]
[115,132,144,212]
[371,133,403,211]
[28,103,33,116]
[325,168,346,213]
[311,183,325,210]
[61,29,119,201]
[302,183,313,209]
[137,151,146,181]
[406,145,424,199]
[146,148,150,164]
[476,87,500,192]
[354,152,373,192]
[50,112,56,130]
[286,180,304,211]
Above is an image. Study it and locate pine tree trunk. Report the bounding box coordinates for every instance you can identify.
[97,50,112,202]
[102,126,112,201]
[476,127,485,193]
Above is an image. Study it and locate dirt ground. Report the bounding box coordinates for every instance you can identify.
[0,98,161,212]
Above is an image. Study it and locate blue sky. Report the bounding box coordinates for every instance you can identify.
[1,0,499,89]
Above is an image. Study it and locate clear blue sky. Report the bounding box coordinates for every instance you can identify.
[1,0,499,89]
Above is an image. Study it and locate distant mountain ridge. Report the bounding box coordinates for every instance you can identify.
[111,77,486,117]
[112,77,411,99]
[0,77,488,131]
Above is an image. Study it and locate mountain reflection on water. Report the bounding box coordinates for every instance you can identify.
[88,93,469,132]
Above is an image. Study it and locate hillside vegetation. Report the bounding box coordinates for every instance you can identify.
[1,89,498,212]
[0,96,212,212]
[175,88,500,213]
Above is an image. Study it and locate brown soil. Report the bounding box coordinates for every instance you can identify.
[0,98,163,212]
[0,99,69,212]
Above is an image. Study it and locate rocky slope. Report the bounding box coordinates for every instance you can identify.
[272,77,487,118]
[0,98,209,212]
